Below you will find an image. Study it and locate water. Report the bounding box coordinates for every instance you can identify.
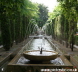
[26,51,56,56]
[17,56,64,65]
[17,38,64,65]
[26,39,54,51]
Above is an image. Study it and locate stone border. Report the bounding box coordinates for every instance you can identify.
[70,55,78,69]
[0,38,33,72]
[46,38,63,54]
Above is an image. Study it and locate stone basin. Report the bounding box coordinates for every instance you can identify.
[23,50,58,61]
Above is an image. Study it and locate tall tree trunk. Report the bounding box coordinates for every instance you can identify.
[71,34,74,51]
[1,10,11,50]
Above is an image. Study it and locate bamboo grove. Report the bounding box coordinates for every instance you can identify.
[0,0,38,51]
[45,0,78,51]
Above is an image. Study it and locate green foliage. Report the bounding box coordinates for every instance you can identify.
[0,35,2,45]
[1,15,11,50]
[0,0,39,50]
[29,19,38,34]
[75,35,78,45]
[37,4,48,28]
[58,0,77,46]
[57,0,78,20]
[48,4,62,20]
[45,23,52,35]
[46,0,78,50]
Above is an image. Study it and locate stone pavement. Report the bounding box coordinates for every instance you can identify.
[47,37,78,69]
[0,38,32,72]
[52,40,78,55]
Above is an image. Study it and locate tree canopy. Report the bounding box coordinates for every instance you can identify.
[45,0,78,51]
[37,4,48,28]
[0,0,38,50]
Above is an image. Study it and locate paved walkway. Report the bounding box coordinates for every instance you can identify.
[0,36,78,71]
[52,40,78,55]
[74,45,78,49]
[47,37,78,69]
[0,38,31,72]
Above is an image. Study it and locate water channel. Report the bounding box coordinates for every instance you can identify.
[26,38,54,51]
[17,38,64,65]
[0,36,74,72]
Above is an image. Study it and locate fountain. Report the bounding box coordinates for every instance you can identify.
[23,50,58,61]
[7,36,73,72]
[23,35,58,61]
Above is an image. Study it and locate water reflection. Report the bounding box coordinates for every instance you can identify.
[17,38,64,65]
[26,39,54,51]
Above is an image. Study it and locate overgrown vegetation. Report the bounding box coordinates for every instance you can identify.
[37,4,48,28]
[45,0,78,51]
[75,36,78,45]
[0,0,78,51]
[0,0,38,50]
